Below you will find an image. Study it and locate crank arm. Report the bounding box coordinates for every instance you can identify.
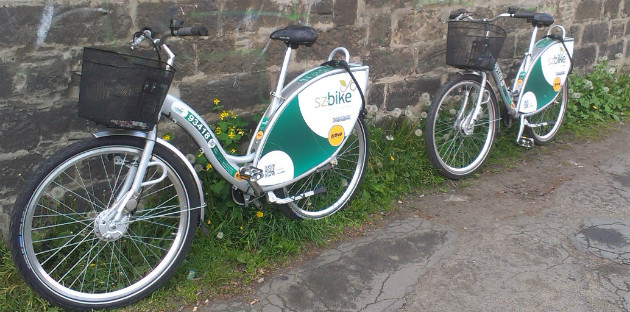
[267,185,326,204]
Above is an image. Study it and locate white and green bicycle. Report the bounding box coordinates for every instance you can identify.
[424,8,574,179]
[10,20,369,310]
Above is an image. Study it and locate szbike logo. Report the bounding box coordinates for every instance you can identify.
[328,125,345,146]
[256,130,263,140]
[314,80,356,108]
[548,52,567,65]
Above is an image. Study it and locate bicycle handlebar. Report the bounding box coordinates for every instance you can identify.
[448,8,553,26]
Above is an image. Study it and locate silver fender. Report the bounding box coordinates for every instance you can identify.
[92,129,205,222]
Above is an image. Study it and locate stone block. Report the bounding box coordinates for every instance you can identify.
[385,76,441,111]
[0,99,89,154]
[569,25,582,44]
[417,42,446,73]
[575,0,602,20]
[369,14,391,48]
[310,26,366,64]
[333,0,357,26]
[368,83,386,109]
[0,5,41,48]
[196,37,266,76]
[0,153,44,200]
[582,22,609,44]
[610,20,625,38]
[572,45,597,68]
[499,34,518,60]
[365,48,415,80]
[0,104,41,152]
[605,40,625,60]
[15,58,69,98]
[37,100,89,141]
[605,0,622,17]
[178,72,271,115]
[392,10,443,46]
[0,63,14,99]
[45,4,131,45]
[364,0,412,9]
[313,0,333,15]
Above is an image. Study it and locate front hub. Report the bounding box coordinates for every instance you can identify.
[94,210,130,242]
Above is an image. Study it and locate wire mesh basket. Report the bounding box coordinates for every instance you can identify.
[446,21,506,71]
[78,48,175,130]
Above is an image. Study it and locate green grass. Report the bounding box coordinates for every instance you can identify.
[2,62,630,311]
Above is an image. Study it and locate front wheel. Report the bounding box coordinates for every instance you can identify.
[10,136,200,310]
[524,79,568,144]
[276,118,368,219]
[424,74,499,179]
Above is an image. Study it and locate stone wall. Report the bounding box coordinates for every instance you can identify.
[0,0,625,241]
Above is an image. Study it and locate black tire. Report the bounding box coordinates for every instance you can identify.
[276,118,368,219]
[524,79,568,144]
[10,136,200,310]
[424,74,499,179]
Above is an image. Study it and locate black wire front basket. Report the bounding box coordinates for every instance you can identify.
[446,21,506,71]
[78,48,175,131]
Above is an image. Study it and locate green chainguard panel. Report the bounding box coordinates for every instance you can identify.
[521,59,557,110]
[261,97,337,177]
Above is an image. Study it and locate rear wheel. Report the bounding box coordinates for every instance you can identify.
[424,74,499,179]
[276,118,368,219]
[10,136,200,310]
[525,79,568,144]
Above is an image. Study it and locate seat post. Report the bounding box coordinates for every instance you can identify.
[270,46,293,111]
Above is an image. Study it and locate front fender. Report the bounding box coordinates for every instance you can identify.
[92,129,206,223]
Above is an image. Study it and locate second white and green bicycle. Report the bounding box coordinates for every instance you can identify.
[424,8,574,179]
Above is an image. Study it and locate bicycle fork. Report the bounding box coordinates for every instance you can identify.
[93,129,169,241]
[456,72,491,135]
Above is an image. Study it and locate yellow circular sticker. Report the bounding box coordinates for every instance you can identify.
[328,125,345,146]
[552,77,562,92]
[256,130,263,140]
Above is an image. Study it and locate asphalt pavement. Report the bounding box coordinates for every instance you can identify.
[198,122,630,312]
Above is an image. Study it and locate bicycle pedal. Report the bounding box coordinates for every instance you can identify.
[518,137,534,148]
[231,187,246,206]
[239,166,263,181]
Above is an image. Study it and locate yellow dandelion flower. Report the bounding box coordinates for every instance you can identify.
[206,219,211,224]
[220,111,229,121]
[390,155,394,161]
[230,111,236,118]
[256,211,263,218]
[161,134,172,141]
[231,148,236,153]
[215,126,221,134]
[228,131,235,139]
[237,130,244,136]
[213,98,220,105]
[239,226,243,230]
[205,163,212,170]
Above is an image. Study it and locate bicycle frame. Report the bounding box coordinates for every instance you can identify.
[99,40,369,219]
[464,20,573,145]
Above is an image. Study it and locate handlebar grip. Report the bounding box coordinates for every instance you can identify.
[513,12,536,19]
[175,26,209,36]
